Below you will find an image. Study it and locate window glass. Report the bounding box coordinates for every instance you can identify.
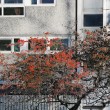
[0,40,11,51]
[4,7,24,15]
[42,0,54,3]
[14,39,20,52]
[32,0,37,4]
[62,39,68,45]
[28,40,31,50]
[50,39,68,50]
[84,14,103,27]
[4,0,23,3]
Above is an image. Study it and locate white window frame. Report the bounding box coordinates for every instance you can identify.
[31,0,56,6]
[103,0,110,26]
[0,0,25,17]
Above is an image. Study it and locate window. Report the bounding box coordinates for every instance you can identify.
[77,0,103,30]
[0,39,11,51]
[4,0,23,3]
[50,39,68,51]
[42,0,54,3]
[32,0,55,5]
[0,0,24,16]
[14,38,20,52]
[4,7,24,15]
[0,37,69,53]
[32,0,37,4]
[28,38,46,51]
[0,38,21,52]
[84,14,103,27]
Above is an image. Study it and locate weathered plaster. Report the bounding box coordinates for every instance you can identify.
[0,0,75,37]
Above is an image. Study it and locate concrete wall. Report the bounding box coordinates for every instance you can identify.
[104,0,110,25]
[0,0,75,37]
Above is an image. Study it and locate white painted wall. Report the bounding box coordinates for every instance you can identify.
[103,106,110,110]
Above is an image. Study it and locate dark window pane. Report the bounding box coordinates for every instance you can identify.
[5,0,23,3]
[0,40,11,51]
[42,0,54,3]
[84,14,103,27]
[50,39,68,50]
[4,7,24,15]
[32,0,37,4]
[14,39,20,52]
[28,40,31,50]
[0,8,1,15]
[61,39,68,47]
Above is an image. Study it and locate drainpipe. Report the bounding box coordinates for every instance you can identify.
[75,0,78,41]
[75,0,78,73]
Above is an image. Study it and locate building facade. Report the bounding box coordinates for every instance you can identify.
[0,0,75,53]
[1,0,110,53]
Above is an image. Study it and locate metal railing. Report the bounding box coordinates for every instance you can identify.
[0,95,69,110]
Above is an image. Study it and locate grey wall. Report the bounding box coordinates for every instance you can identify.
[0,0,75,37]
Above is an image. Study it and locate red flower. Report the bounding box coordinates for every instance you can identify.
[86,31,91,35]
[17,40,25,46]
[44,32,50,35]
[28,65,35,72]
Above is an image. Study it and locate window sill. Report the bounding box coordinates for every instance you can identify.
[0,15,25,17]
